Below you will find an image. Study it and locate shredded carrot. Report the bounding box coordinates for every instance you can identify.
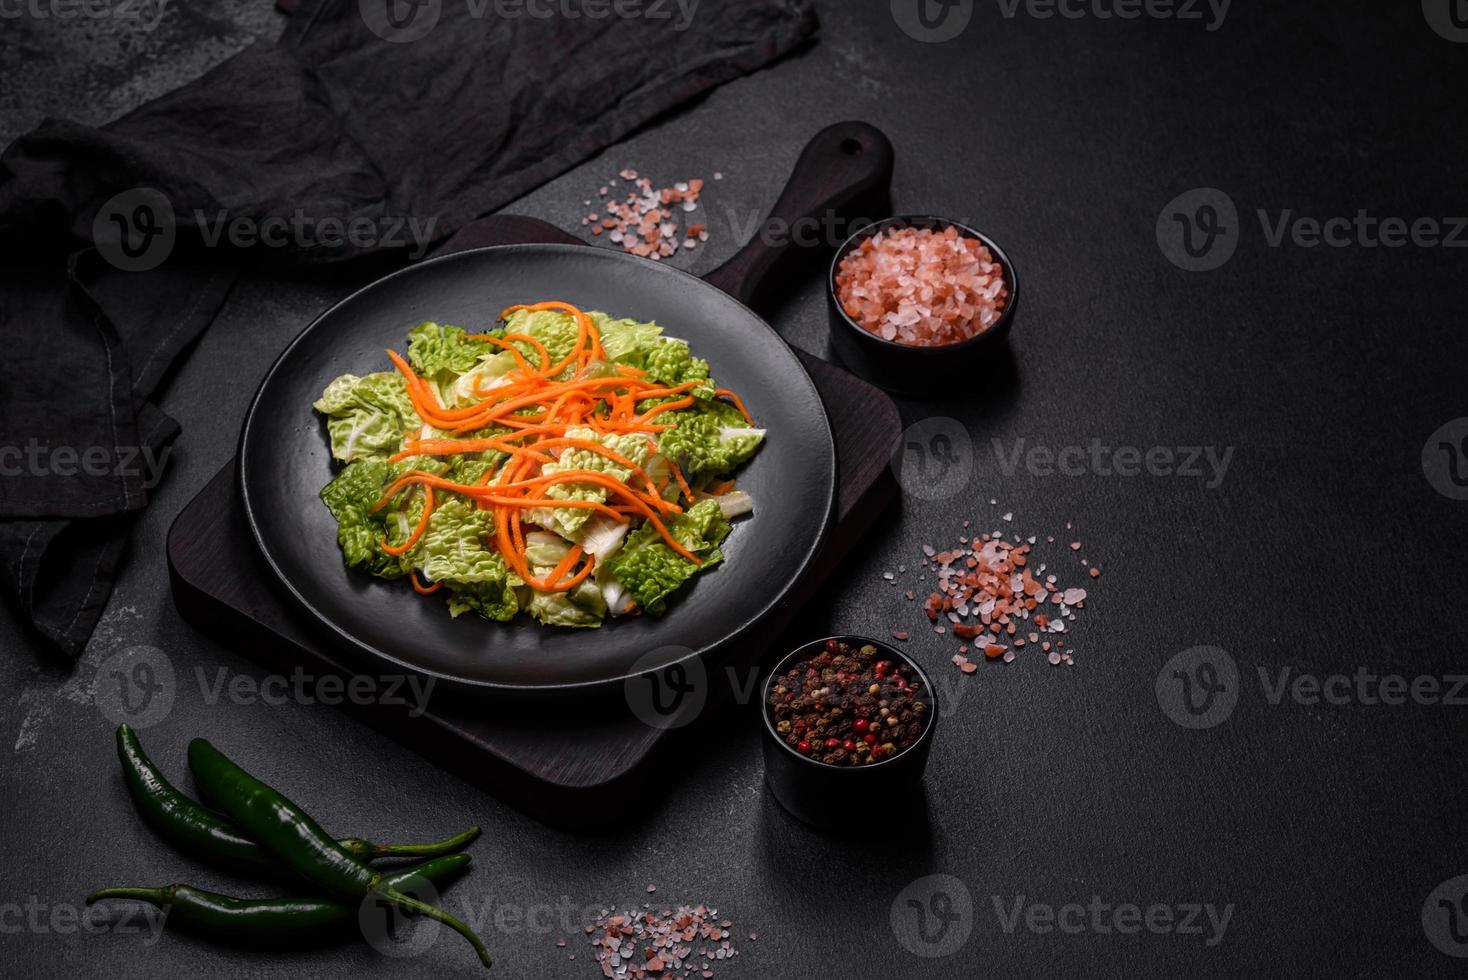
[381,486,434,556]
[668,459,695,504]
[636,396,694,425]
[715,388,756,426]
[411,571,442,595]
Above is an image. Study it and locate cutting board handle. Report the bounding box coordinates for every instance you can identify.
[701,121,894,307]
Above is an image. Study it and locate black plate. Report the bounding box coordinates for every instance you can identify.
[239,244,836,695]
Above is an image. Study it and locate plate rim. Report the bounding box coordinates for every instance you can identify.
[237,243,836,696]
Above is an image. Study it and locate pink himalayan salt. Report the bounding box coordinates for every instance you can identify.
[835,226,1008,347]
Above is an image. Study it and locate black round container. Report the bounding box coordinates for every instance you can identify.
[827,215,1018,395]
[760,635,939,829]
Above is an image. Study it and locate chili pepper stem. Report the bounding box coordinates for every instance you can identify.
[347,826,481,861]
[374,883,492,968]
[86,886,173,906]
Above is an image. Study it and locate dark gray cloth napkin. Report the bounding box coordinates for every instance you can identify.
[0,0,817,657]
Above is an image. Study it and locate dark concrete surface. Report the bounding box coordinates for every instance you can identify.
[3,1,1468,977]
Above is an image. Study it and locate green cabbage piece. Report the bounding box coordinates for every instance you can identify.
[523,531,570,569]
[447,453,505,486]
[407,321,496,378]
[527,581,607,628]
[656,400,765,478]
[604,498,730,615]
[412,497,522,621]
[642,339,710,388]
[320,460,409,578]
[527,427,653,539]
[313,372,420,462]
[591,312,663,362]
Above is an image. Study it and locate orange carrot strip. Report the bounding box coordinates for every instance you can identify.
[503,332,552,373]
[668,458,694,504]
[548,543,583,581]
[636,396,694,425]
[632,381,708,402]
[716,388,756,425]
[381,486,434,556]
[394,437,552,465]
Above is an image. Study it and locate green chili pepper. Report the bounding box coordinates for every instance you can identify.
[116,725,479,870]
[86,852,471,942]
[187,737,492,968]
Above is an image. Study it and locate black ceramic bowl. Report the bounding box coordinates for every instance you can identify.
[827,215,1019,394]
[760,635,939,829]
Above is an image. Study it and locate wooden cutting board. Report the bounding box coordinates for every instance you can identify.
[167,123,903,828]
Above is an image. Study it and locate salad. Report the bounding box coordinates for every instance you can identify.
[312,301,765,628]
